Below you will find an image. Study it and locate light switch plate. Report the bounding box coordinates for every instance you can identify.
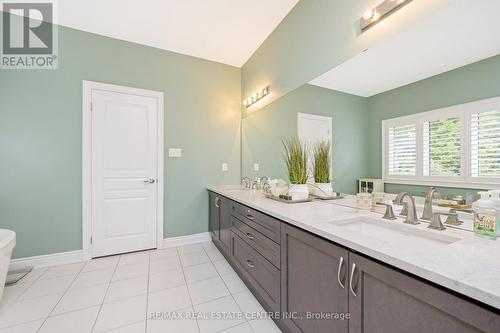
[222,163,228,172]
[254,163,259,171]
[168,148,182,158]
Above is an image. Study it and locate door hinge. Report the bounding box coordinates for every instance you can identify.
[90,102,93,111]
[90,236,93,244]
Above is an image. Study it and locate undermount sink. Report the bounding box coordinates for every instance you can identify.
[333,217,461,247]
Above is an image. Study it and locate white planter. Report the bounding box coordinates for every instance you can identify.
[288,184,309,201]
[312,183,333,197]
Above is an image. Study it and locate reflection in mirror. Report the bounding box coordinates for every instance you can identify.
[241,0,500,234]
[242,84,368,195]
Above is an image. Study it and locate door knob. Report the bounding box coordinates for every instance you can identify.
[143,178,156,184]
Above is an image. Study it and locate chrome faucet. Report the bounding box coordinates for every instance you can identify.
[421,187,440,220]
[393,192,419,225]
[241,177,251,189]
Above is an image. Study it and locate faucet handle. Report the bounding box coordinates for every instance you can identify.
[445,209,465,226]
[429,212,455,230]
[241,177,251,189]
[376,202,397,220]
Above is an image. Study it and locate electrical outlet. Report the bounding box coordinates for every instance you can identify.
[168,148,182,158]
[254,163,259,171]
[222,163,228,172]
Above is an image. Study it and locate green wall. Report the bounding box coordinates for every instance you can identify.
[242,84,369,194]
[241,0,447,113]
[0,26,241,259]
[367,54,500,197]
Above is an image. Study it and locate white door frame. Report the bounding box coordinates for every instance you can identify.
[297,112,333,181]
[82,80,164,260]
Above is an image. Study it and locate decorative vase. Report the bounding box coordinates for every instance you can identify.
[312,183,333,197]
[288,184,309,200]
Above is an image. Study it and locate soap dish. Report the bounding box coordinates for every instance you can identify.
[310,192,344,200]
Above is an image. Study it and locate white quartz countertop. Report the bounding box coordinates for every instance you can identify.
[207,185,500,310]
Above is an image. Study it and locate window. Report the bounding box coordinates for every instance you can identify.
[388,124,416,176]
[423,117,461,177]
[471,110,500,178]
[382,96,500,189]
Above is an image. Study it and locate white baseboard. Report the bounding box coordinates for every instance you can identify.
[8,232,211,270]
[9,250,84,271]
[163,232,211,248]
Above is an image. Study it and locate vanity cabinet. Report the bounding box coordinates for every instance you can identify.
[208,193,231,257]
[208,192,220,241]
[280,223,349,333]
[207,191,500,333]
[348,253,500,333]
[281,223,500,333]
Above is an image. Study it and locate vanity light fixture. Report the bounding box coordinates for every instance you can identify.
[360,0,411,32]
[243,85,270,108]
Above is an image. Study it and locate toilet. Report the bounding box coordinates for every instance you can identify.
[0,229,16,302]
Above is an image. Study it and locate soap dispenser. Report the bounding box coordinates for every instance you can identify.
[473,192,497,239]
[490,190,500,237]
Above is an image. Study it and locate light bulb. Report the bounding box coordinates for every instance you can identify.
[372,11,380,20]
[363,9,374,20]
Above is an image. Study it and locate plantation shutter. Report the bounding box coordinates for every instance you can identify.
[471,110,500,178]
[423,117,461,177]
[388,124,416,176]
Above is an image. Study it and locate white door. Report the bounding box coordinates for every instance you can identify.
[91,89,158,257]
[297,113,332,181]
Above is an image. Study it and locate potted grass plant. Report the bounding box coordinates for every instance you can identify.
[312,140,333,197]
[282,136,309,200]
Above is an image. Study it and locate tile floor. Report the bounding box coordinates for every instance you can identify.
[0,242,282,333]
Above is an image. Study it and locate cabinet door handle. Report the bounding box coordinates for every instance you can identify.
[246,260,255,268]
[245,210,255,220]
[215,197,220,208]
[349,263,358,297]
[245,232,254,240]
[337,256,345,289]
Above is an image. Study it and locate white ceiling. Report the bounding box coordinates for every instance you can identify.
[58,0,299,67]
[309,0,500,97]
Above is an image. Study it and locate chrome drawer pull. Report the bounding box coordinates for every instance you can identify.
[215,197,220,208]
[246,209,254,221]
[246,260,255,268]
[337,256,345,289]
[245,232,254,240]
[349,263,357,297]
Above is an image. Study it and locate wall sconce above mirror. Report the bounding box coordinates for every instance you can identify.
[243,85,270,108]
[360,0,412,32]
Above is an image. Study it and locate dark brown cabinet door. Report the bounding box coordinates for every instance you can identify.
[281,223,349,333]
[208,192,220,241]
[348,253,500,333]
[218,197,231,256]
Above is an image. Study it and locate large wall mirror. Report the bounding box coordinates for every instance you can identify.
[241,0,500,205]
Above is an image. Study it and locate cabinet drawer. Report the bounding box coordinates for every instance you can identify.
[231,216,280,268]
[231,232,280,312]
[231,202,280,243]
